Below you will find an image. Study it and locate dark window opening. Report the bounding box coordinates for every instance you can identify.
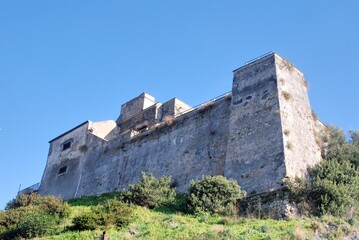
[58,166,67,175]
[62,142,71,151]
[61,138,73,151]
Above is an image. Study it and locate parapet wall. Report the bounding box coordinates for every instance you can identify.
[77,97,232,196]
[38,52,322,200]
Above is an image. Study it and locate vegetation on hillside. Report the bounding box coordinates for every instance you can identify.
[0,194,70,239]
[126,172,176,209]
[0,125,358,239]
[289,126,359,218]
[187,175,246,215]
[1,193,357,239]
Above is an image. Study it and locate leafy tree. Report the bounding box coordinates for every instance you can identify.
[321,125,346,160]
[187,175,246,215]
[0,211,6,233]
[128,172,176,208]
[321,126,359,167]
[350,130,359,146]
[309,159,359,216]
[290,126,359,217]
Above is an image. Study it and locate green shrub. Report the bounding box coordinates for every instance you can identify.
[321,126,359,167]
[2,206,35,228]
[187,175,246,214]
[349,130,359,146]
[6,193,70,219]
[0,207,37,239]
[348,218,356,226]
[0,193,70,239]
[290,126,359,217]
[0,211,6,233]
[101,199,134,227]
[312,126,359,216]
[71,211,98,231]
[128,172,176,208]
[289,160,359,217]
[71,199,134,231]
[17,212,58,238]
[0,227,19,240]
[310,159,359,216]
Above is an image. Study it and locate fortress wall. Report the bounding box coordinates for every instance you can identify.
[38,122,90,199]
[225,54,286,194]
[275,56,322,178]
[38,53,323,201]
[75,97,232,196]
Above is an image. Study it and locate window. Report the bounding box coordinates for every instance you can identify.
[61,138,73,151]
[62,142,71,151]
[58,166,67,176]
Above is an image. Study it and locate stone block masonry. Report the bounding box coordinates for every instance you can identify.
[38,52,322,201]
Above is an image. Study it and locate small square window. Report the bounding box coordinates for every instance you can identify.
[58,166,67,175]
[62,142,71,151]
[61,138,73,151]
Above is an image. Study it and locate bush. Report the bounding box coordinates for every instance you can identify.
[6,193,70,219]
[321,126,359,167]
[187,175,246,214]
[289,159,359,217]
[128,172,176,208]
[71,199,134,231]
[289,126,359,217]
[1,205,37,228]
[17,212,58,238]
[0,211,6,233]
[309,159,359,216]
[71,211,98,231]
[349,130,359,146]
[0,193,70,239]
[101,199,134,227]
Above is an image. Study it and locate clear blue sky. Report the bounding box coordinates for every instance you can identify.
[0,1,358,209]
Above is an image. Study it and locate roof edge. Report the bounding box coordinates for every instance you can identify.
[233,51,275,73]
[49,121,89,143]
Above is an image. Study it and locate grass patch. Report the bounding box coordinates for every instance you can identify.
[25,192,357,240]
[66,192,123,206]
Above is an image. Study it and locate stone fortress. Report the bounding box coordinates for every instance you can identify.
[38,52,323,201]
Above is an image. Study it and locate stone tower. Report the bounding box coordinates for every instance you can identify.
[225,53,321,194]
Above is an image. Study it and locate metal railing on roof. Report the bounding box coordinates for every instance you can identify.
[18,182,40,195]
[233,51,275,72]
[173,91,232,118]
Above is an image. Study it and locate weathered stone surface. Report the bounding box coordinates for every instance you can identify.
[238,189,298,219]
[38,53,322,204]
[225,55,285,194]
